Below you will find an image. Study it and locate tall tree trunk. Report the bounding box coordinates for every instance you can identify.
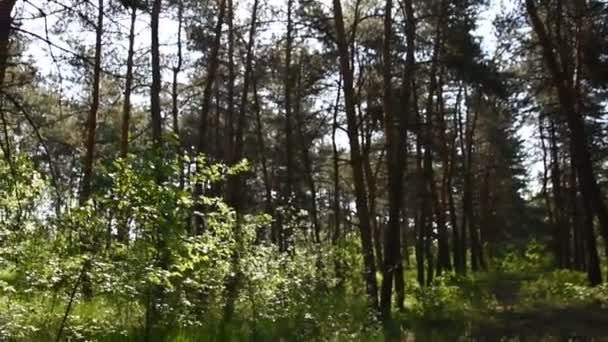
[253,77,273,240]
[332,76,343,287]
[294,65,321,243]
[539,115,555,252]
[548,117,568,268]
[526,0,604,284]
[225,0,235,166]
[380,0,411,317]
[172,0,184,188]
[150,0,163,150]
[147,1,168,337]
[79,0,104,301]
[363,133,382,269]
[194,0,226,234]
[569,150,584,270]
[222,0,257,327]
[0,0,16,90]
[413,80,425,286]
[456,86,468,274]
[284,0,295,201]
[450,85,463,273]
[332,0,378,309]
[423,0,449,276]
[278,0,295,252]
[80,0,104,205]
[393,0,415,309]
[422,52,438,280]
[117,6,137,244]
[463,90,480,272]
[120,7,137,159]
[436,71,451,274]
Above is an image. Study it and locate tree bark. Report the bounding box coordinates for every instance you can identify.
[548,117,568,268]
[413,80,425,286]
[194,0,226,234]
[253,77,273,241]
[283,0,295,201]
[332,76,343,287]
[224,0,235,166]
[117,6,138,243]
[120,7,137,159]
[150,0,163,150]
[332,0,378,309]
[79,0,104,300]
[450,85,463,273]
[380,0,412,318]
[80,0,104,205]
[463,90,480,272]
[0,0,16,91]
[172,0,184,189]
[293,64,321,243]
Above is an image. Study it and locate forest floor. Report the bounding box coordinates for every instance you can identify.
[459,275,608,340]
[395,269,608,341]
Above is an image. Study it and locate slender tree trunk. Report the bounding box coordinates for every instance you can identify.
[213,82,222,161]
[284,0,294,201]
[172,0,184,188]
[120,7,137,159]
[413,80,425,286]
[151,0,163,150]
[79,0,104,300]
[117,6,137,244]
[569,151,584,270]
[293,65,321,243]
[393,0,415,309]
[194,0,226,234]
[147,1,169,336]
[422,52,438,279]
[548,117,568,267]
[363,137,382,269]
[539,115,555,249]
[380,0,411,317]
[423,1,449,276]
[80,0,104,205]
[436,72,451,274]
[332,0,378,309]
[456,86,468,274]
[450,85,463,273]
[222,0,255,326]
[332,77,344,287]
[0,0,16,91]
[463,91,480,272]
[224,0,235,166]
[253,77,273,241]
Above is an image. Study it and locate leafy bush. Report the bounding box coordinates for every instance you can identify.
[519,269,608,306]
[0,154,386,340]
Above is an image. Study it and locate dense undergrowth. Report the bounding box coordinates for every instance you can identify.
[1,156,607,341]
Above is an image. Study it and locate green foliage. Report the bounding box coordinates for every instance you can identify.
[493,240,554,276]
[520,269,608,307]
[0,153,386,340]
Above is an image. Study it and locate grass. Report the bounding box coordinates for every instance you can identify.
[3,251,608,341]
